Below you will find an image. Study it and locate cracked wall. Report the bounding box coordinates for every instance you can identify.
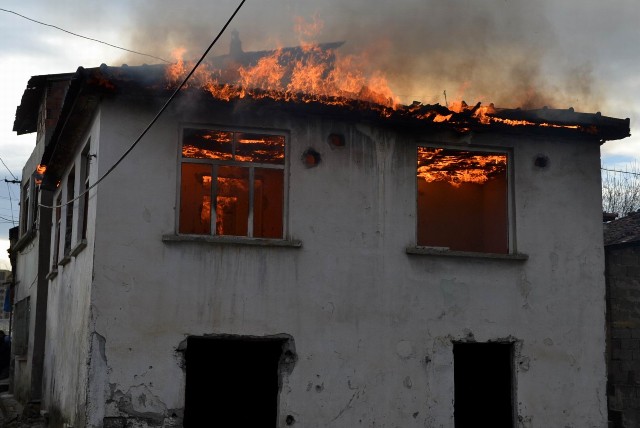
[73,97,608,426]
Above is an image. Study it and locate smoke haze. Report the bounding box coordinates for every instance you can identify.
[119,0,604,111]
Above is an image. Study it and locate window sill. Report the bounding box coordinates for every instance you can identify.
[12,230,36,252]
[58,255,72,266]
[70,239,87,257]
[406,246,528,261]
[46,269,58,280]
[162,234,303,248]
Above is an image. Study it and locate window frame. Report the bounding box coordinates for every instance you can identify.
[19,170,42,239]
[176,124,290,241]
[19,177,32,237]
[415,143,514,255]
[50,140,92,272]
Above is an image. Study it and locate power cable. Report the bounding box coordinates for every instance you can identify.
[601,167,640,176]
[0,8,172,64]
[40,0,247,210]
[0,156,18,181]
[5,182,15,225]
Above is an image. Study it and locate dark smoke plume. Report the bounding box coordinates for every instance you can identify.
[119,0,603,110]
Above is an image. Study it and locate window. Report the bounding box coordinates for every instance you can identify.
[180,128,285,239]
[13,297,30,357]
[19,166,44,237]
[64,167,75,256]
[454,342,514,427]
[80,144,91,240]
[20,178,31,236]
[52,193,62,267]
[416,147,509,254]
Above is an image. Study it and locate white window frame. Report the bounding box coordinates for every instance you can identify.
[177,124,290,240]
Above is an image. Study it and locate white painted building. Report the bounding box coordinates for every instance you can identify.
[11,63,630,427]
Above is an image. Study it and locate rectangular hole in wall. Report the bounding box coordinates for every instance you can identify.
[184,336,286,427]
[454,342,514,427]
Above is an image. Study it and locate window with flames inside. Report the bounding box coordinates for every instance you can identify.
[417,147,509,254]
[180,128,285,239]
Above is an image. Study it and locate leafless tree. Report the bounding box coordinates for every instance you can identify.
[602,163,640,217]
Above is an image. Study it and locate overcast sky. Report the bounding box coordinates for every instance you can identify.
[0,0,638,267]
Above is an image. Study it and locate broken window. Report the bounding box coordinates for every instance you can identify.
[183,336,286,427]
[417,147,509,253]
[180,128,285,238]
[454,342,514,427]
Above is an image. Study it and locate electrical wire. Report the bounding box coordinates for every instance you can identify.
[39,0,247,210]
[601,167,640,176]
[0,156,18,181]
[5,182,14,225]
[0,8,172,64]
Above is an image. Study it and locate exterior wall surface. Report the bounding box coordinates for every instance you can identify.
[606,243,640,428]
[42,111,100,427]
[12,143,47,402]
[73,95,609,427]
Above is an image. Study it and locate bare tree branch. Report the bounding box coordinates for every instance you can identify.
[602,162,640,217]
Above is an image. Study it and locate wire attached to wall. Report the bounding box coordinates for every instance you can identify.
[39,0,247,210]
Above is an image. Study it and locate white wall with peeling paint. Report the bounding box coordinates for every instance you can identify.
[41,112,100,427]
[43,94,607,427]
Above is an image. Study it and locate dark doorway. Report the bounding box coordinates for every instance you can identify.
[454,342,514,428]
[184,336,285,427]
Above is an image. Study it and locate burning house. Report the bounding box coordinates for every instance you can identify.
[9,38,630,427]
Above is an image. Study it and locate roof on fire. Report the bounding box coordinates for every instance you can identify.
[13,61,632,146]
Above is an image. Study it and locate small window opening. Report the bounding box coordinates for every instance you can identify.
[183,336,286,427]
[53,193,62,266]
[80,144,91,240]
[20,179,30,236]
[417,147,509,253]
[454,342,514,428]
[64,168,75,256]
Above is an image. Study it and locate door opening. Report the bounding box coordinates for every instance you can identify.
[184,336,286,427]
[454,342,514,427]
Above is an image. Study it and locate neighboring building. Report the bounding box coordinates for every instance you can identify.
[0,269,12,332]
[605,212,640,428]
[10,54,630,427]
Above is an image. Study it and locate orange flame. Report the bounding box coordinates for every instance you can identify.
[417,148,507,186]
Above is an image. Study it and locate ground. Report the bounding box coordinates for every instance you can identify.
[0,393,46,428]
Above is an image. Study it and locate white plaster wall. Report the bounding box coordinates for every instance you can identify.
[12,143,48,402]
[42,112,100,427]
[87,96,607,427]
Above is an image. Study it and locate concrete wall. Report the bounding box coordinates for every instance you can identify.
[42,112,100,427]
[606,243,640,428]
[72,96,607,427]
[12,141,48,402]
